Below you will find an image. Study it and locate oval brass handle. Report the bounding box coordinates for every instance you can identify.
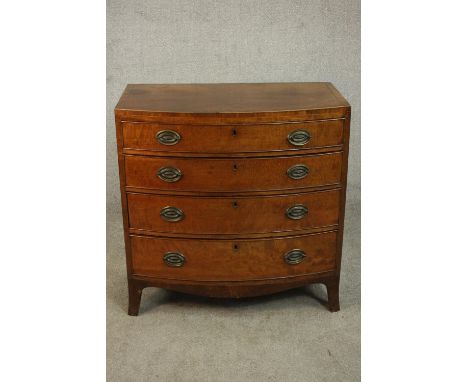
[286,204,308,220]
[287,164,309,180]
[284,249,307,265]
[288,129,310,146]
[156,130,181,145]
[163,252,185,267]
[158,167,182,182]
[160,206,185,222]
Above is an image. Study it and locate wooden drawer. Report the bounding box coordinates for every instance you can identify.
[127,189,340,235]
[122,119,344,154]
[125,152,342,192]
[131,231,337,281]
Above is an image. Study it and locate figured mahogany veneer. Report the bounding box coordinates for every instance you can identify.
[127,190,340,235]
[123,119,344,154]
[125,152,342,192]
[115,82,351,316]
[131,231,337,281]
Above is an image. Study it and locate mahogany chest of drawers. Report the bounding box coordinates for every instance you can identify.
[115,83,351,316]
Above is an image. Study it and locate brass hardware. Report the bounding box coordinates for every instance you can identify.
[286,204,308,220]
[287,129,310,146]
[163,252,185,267]
[160,206,185,222]
[284,249,307,265]
[156,130,181,145]
[287,164,309,180]
[158,167,182,182]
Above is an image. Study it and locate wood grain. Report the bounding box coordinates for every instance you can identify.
[124,152,343,192]
[116,83,349,114]
[122,119,344,154]
[127,189,340,235]
[130,231,337,281]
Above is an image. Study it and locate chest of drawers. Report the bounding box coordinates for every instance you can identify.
[115,83,351,316]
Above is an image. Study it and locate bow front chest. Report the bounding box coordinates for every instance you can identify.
[115,83,350,315]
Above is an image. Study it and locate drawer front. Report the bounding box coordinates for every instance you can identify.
[123,120,344,153]
[125,152,342,192]
[131,231,337,281]
[127,190,340,235]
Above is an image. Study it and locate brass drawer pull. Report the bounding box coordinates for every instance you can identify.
[287,164,309,180]
[158,167,182,182]
[160,206,185,222]
[156,130,181,145]
[284,249,307,265]
[163,252,185,267]
[286,204,308,220]
[288,129,310,146]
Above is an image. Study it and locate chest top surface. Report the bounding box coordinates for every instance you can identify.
[115,82,349,115]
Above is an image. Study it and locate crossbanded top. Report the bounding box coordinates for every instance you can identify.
[115,82,349,115]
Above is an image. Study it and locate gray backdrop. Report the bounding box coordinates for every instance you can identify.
[107,0,360,214]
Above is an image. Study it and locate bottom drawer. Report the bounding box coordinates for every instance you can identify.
[131,231,337,281]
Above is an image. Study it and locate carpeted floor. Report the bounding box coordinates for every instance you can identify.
[107,198,360,381]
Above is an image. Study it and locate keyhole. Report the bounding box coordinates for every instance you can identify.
[233,244,239,251]
[232,128,237,136]
[232,201,238,208]
[233,163,238,171]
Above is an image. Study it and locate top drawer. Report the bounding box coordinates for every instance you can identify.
[122,119,344,154]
